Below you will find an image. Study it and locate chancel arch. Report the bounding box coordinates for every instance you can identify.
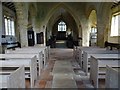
[46,4,81,48]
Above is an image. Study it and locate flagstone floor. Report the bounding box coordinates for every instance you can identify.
[26,48,105,88]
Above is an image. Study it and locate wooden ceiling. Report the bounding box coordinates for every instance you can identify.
[2,2,16,12]
[111,1,120,9]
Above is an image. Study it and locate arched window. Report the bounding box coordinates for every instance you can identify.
[58,21,66,31]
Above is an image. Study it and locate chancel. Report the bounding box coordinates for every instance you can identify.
[0,0,120,89]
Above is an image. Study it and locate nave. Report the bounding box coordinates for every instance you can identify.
[0,1,120,89]
[0,46,119,89]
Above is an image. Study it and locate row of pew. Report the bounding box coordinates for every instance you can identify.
[0,66,25,88]
[0,45,50,89]
[73,46,119,88]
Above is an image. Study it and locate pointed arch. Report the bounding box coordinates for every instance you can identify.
[46,3,81,29]
[28,3,37,18]
[46,3,81,41]
[89,10,97,28]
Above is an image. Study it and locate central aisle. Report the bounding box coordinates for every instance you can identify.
[35,48,94,88]
[52,60,77,88]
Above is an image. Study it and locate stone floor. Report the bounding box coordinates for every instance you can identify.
[27,48,105,88]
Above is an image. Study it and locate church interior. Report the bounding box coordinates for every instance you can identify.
[0,0,120,89]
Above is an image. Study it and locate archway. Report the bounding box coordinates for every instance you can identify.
[88,10,97,46]
[46,6,79,48]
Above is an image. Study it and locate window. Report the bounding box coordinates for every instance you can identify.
[4,15,15,36]
[91,27,97,33]
[110,13,120,36]
[58,21,66,31]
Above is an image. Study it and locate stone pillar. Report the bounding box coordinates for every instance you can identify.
[0,2,2,53]
[19,23,28,47]
[82,21,90,46]
[97,17,105,47]
[97,26,105,47]
[15,3,28,47]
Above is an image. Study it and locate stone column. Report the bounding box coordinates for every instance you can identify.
[0,2,2,53]
[97,16,106,47]
[15,3,28,47]
[19,23,28,47]
[82,20,90,46]
[97,26,105,47]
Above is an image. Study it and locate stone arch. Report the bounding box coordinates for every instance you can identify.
[46,3,81,29]
[88,10,97,28]
[28,3,37,19]
[46,3,81,43]
[28,3,37,28]
[86,5,97,19]
[88,9,97,46]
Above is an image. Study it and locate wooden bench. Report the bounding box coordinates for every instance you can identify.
[6,47,45,68]
[77,47,106,67]
[83,50,119,75]
[105,65,120,88]
[90,56,120,88]
[6,46,49,68]
[0,53,42,76]
[0,66,25,88]
[104,41,120,50]
[73,46,77,60]
[73,46,88,63]
[23,46,50,64]
[0,56,37,88]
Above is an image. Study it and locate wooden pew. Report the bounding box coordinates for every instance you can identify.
[0,53,42,76]
[73,46,77,60]
[17,46,50,63]
[104,41,120,50]
[77,47,106,67]
[90,56,120,88]
[105,65,120,89]
[0,56,37,88]
[0,66,25,89]
[6,46,48,68]
[83,50,119,75]
[6,48,45,68]
[73,46,90,63]
[47,46,50,60]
